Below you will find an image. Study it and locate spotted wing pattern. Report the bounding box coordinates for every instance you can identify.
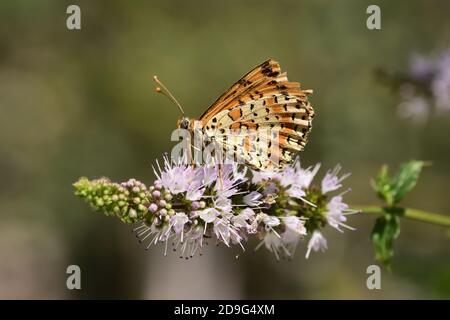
[199,59,314,171]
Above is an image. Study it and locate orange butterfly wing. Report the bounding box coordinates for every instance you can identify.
[199,59,314,170]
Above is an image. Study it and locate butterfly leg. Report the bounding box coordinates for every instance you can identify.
[215,138,224,190]
[188,131,195,167]
[218,163,223,191]
[188,143,195,167]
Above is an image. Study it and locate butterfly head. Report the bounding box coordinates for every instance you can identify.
[177,117,191,130]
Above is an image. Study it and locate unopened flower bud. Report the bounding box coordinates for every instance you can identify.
[154,180,162,190]
[152,190,161,198]
[159,200,167,207]
[148,203,158,213]
[191,201,200,210]
[129,209,137,218]
[165,195,173,203]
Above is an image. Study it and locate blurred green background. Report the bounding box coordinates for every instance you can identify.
[0,0,449,299]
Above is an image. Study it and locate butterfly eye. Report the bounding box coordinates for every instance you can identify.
[180,119,190,129]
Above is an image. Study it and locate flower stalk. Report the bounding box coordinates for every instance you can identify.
[352,206,450,228]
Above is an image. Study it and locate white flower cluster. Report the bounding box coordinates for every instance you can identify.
[134,156,354,260]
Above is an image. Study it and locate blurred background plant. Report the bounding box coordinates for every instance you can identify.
[1,0,450,299]
[377,48,450,124]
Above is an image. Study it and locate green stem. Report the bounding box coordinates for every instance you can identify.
[352,205,450,228]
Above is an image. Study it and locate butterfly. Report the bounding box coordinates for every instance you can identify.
[154,59,314,171]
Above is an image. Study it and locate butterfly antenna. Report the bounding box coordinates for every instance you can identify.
[153,76,185,116]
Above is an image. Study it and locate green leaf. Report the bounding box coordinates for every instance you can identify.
[371,161,427,207]
[371,164,394,206]
[371,213,401,268]
[391,161,426,205]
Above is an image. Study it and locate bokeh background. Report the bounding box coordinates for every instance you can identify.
[1,0,449,299]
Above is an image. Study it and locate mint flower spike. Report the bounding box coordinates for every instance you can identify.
[73,177,151,224]
[74,156,354,260]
